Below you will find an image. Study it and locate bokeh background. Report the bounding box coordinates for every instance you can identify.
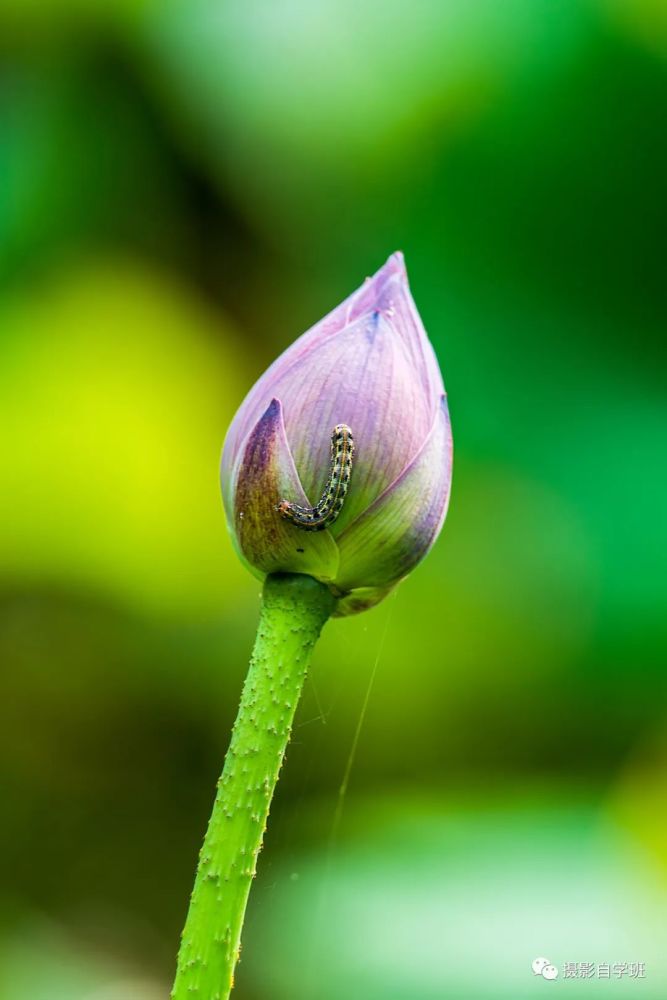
[1,2,666,997]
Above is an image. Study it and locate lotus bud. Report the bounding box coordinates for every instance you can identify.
[221,252,452,615]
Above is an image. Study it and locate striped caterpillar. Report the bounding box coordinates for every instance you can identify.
[277,424,355,531]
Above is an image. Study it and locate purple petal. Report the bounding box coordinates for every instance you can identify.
[345,253,442,411]
[334,395,453,591]
[222,254,443,533]
[283,307,435,529]
[232,398,339,579]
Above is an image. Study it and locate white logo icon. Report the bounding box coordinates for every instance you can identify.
[533,957,559,980]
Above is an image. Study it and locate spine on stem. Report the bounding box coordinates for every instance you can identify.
[172,573,335,1000]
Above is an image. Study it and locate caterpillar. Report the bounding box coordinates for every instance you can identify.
[277,424,355,531]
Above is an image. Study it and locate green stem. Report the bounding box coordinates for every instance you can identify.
[172,572,335,999]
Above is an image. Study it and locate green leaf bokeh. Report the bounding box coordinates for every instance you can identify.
[1,2,666,996]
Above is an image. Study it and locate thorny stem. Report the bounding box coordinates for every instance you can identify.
[171,573,335,999]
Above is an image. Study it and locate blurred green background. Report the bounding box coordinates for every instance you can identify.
[1,1,666,997]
